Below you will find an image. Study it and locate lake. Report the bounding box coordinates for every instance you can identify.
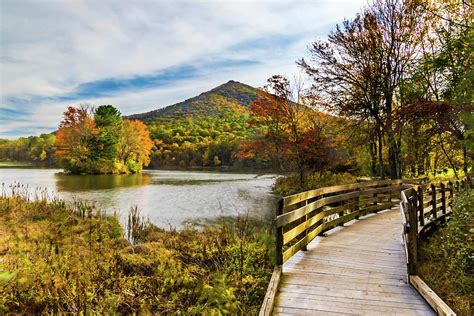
[0,167,277,229]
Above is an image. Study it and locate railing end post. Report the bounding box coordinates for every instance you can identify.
[407,192,418,275]
[440,182,446,215]
[275,199,284,267]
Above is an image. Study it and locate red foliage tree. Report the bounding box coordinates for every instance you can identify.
[238,75,334,188]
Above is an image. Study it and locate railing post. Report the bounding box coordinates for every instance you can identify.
[302,200,309,251]
[407,189,418,275]
[355,188,361,220]
[373,192,378,212]
[417,186,424,227]
[275,199,283,266]
[440,182,446,215]
[338,199,345,227]
[431,184,437,220]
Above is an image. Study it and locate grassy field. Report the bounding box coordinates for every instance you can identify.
[0,189,273,314]
[418,189,473,316]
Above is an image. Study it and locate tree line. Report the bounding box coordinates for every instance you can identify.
[297,0,473,180]
[241,0,472,187]
[0,134,56,166]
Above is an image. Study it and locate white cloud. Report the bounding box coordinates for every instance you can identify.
[0,0,366,138]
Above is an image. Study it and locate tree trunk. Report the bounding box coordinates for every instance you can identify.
[397,130,402,179]
[439,138,459,179]
[370,137,377,176]
[387,129,399,179]
[417,158,424,176]
[385,109,399,179]
[378,128,384,179]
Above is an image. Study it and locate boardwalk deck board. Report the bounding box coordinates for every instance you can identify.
[272,208,435,315]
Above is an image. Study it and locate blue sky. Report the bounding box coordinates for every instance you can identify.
[0,0,366,139]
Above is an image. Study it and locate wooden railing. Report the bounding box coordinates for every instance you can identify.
[400,176,471,316]
[260,179,415,316]
[274,179,415,265]
[260,177,471,316]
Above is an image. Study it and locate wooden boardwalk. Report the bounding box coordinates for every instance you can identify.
[273,207,435,315]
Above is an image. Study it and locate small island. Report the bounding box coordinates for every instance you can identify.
[56,105,153,174]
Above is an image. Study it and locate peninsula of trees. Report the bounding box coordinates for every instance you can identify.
[55,105,153,174]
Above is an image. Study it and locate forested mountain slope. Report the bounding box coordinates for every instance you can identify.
[126,81,261,169]
[127,80,258,120]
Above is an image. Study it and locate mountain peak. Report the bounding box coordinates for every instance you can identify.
[127,81,259,120]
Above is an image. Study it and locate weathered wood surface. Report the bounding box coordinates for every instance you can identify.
[273,208,434,315]
[410,275,455,316]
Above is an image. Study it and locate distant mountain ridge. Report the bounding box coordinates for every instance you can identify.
[126,80,259,120]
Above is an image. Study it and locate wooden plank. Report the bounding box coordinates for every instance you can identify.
[284,268,407,285]
[278,287,433,309]
[282,224,324,263]
[359,202,394,216]
[277,191,360,227]
[302,244,406,260]
[285,267,406,284]
[431,184,438,220]
[402,232,409,266]
[360,185,406,196]
[291,256,409,273]
[323,211,359,231]
[283,180,404,209]
[273,306,348,315]
[283,183,360,209]
[286,258,406,276]
[276,292,432,315]
[409,275,455,316]
[324,201,358,217]
[417,210,450,236]
[422,197,432,206]
[356,179,403,188]
[259,266,281,316]
[283,211,325,245]
[360,195,395,205]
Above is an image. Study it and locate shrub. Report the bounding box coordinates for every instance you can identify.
[418,189,473,315]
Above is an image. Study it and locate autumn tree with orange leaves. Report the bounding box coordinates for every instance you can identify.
[118,119,153,173]
[55,105,153,174]
[237,75,337,188]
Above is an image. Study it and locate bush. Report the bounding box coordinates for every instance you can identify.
[418,189,474,316]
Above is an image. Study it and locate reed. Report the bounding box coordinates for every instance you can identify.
[0,186,273,314]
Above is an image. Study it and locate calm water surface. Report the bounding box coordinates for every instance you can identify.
[0,168,277,229]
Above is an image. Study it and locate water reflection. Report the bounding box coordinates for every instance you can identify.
[0,168,277,229]
[55,173,152,192]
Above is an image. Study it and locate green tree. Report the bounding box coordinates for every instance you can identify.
[93,105,123,172]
